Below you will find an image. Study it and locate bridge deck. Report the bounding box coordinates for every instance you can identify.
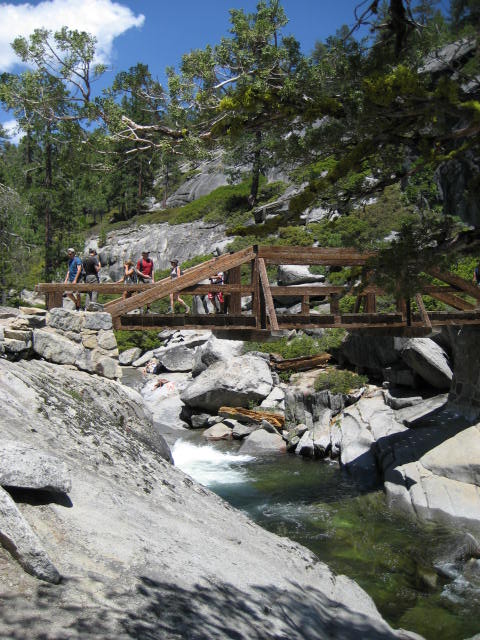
[35,245,480,338]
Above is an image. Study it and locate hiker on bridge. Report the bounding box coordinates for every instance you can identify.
[117,260,137,299]
[169,259,190,314]
[208,271,224,313]
[64,248,82,311]
[83,248,101,309]
[136,251,155,283]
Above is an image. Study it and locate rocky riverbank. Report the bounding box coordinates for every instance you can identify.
[0,355,423,639]
[2,304,480,637]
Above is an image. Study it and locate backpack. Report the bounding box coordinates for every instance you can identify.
[80,259,87,282]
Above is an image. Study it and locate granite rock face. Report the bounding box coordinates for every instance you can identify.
[33,308,121,380]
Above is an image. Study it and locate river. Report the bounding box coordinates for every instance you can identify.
[172,433,480,640]
[122,367,480,639]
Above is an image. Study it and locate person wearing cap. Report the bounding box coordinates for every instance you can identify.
[169,259,189,314]
[136,250,154,283]
[64,248,82,310]
[83,248,101,309]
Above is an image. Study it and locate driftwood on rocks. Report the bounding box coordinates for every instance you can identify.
[219,406,284,429]
[271,352,331,372]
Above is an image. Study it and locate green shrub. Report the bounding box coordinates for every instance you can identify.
[243,329,345,359]
[314,369,368,394]
[115,330,162,353]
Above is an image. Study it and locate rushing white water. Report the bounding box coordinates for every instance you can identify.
[172,439,254,487]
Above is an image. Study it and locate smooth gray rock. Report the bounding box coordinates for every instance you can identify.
[191,334,243,376]
[232,422,258,440]
[0,486,61,584]
[0,442,71,493]
[401,339,452,389]
[118,347,143,366]
[395,394,449,426]
[240,429,286,454]
[203,423,232,440]
[420,425,480,485]
[181,354,273,412]
[190,413,211,429]
[158,344,196,372]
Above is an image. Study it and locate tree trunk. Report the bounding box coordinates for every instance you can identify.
[44,136,54,280]
[249,130,262,211]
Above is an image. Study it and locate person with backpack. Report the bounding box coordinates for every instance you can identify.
[168,259,189,314]
[208,271,224,313]
[117,260,137,299]
[83,247,101,309]
[64,247,83,311]
[136,250,155,283]
[473,264,480,287]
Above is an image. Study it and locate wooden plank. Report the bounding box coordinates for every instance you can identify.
[427,290,476,311]
[227,266,242,314]
[427,268,480,302]
[258,258,279,331]
[415,293,432,329]
[36,282,155,293]
[257,246,375,265]
[107,247,256,318]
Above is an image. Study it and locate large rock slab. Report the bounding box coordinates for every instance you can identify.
[420,424,480,485]
[0,442,71,493]
[0,486,61,583]
[181,354,273,412]
[401,338,453,389]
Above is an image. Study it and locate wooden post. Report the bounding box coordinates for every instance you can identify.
[406,298,412,326]
[301,296,310,315]
[330,294,340,316]
[251,258,260,327]
[415,293,432,329]
[257,258,279,331]
[396,297,407,319]
[46,292,63,310]
[227,265,242,314]
[365,293,376,313]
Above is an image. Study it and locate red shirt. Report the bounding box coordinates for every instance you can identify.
[137,257,153,277]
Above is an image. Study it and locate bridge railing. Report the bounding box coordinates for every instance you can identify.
[35,245,480,335]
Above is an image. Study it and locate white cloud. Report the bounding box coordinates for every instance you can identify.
[2,118,24,144]
[0,0,145,71]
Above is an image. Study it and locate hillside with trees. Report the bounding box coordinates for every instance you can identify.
[0,0,479,302]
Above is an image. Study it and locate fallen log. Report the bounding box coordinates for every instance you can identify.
[218,407,284,429]
[270,352,331,372]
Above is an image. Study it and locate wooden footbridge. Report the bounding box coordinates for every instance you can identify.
[35,245,480,339]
